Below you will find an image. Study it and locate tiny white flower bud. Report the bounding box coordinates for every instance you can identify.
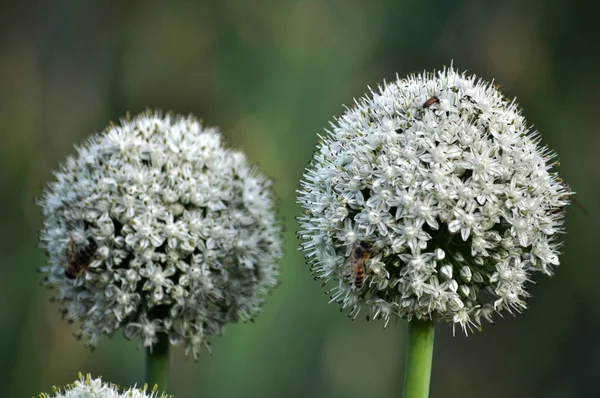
[459,285,470,297]
[460,266,472,283]
[448,297,465,312]
[447,279,459,293]
[440,265,453,280]
[472,271,484,284]
[434,248,445,260]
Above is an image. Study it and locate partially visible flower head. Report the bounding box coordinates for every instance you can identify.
[297,66,569,333]
[38,373,170,398]
[39,110,283,358]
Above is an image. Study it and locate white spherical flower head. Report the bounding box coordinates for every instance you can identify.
[38,111,283,358]
[39,373,170,398]
[297,66,570,333]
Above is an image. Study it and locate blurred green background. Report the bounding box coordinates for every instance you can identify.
[1,1,598,397]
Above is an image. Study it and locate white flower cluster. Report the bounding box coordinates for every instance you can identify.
[297,66,569,332]
[38,373,170,398]
[39,111,283,358]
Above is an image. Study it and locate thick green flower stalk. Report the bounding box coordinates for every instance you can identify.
[297,66,569,397]
[38,111,284,388]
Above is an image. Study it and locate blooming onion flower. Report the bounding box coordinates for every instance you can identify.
[38,110,283,358]
[38,373,170,398]
[297,66,569,333]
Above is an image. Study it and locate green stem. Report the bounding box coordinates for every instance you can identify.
[402,319,435,398]
[145,332,170,390]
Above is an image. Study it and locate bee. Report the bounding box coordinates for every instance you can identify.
[65,233,98,279]
[422,96,440,109]
[346,241,375,289]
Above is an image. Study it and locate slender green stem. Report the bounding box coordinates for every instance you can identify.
[145,332,170,390]
[402,319,435,398]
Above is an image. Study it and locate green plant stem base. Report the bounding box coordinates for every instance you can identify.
[145,332,170,391]
[402,319,435,398]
